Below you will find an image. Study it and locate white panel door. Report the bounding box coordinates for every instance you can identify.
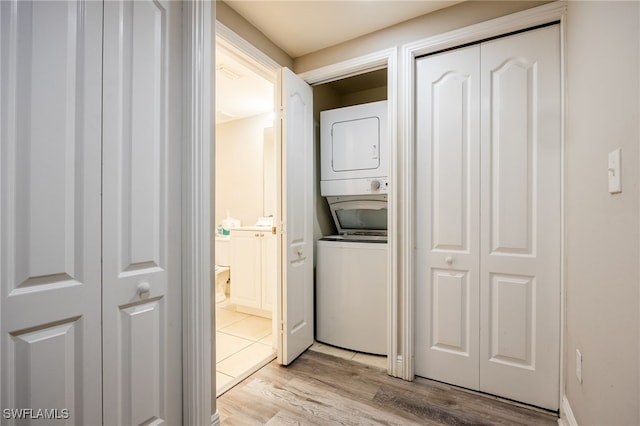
[102,1,182,424]
[479,25,561,410]
[0,1,103,424]
[277,68,314,365]
[415,25,560,410]
[415,45,481,389]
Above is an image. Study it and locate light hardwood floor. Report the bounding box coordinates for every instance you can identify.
[217,349,558,425]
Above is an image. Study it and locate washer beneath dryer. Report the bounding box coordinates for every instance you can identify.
[315,236,387,355]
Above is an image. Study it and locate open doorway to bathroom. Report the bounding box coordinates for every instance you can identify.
[213,35,277,397]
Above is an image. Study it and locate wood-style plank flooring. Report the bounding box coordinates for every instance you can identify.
[216,349,558,425]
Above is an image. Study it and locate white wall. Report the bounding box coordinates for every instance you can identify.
[565,2,640,424]
[215,113,274,229]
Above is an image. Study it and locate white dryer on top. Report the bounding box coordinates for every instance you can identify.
[320,100,388,196]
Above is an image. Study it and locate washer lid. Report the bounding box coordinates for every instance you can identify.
[326,195,387,236]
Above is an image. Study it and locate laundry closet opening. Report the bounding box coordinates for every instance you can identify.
[312,68,391,361]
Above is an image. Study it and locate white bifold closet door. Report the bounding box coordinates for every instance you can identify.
[415,25,561,410]
[0,1,182,424]
[0,2,103,423]
[102,1,183,424]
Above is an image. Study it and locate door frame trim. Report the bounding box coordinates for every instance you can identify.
[215,21,280,81]
[182,1,214,424]
[400,0,566,406]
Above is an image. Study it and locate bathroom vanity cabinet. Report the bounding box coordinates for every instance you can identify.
[229,227,276,318]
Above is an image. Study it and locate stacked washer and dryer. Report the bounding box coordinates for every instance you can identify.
[316,100,388,356]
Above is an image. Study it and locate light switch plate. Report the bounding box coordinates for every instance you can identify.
[608,148,621,194]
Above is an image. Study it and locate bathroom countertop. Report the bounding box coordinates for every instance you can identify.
[231,225,275,233]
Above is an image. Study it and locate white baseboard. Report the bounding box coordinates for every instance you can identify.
[559,396,578,426]
[211,411,221,426]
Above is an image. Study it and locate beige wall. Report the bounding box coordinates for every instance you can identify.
[294,1,547,73]
[214,113,274,229]
[216,1,293,69]
[565,2,640,424]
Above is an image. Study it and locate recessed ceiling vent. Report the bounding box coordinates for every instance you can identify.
[216,110,236,122]
[216,64,243,80]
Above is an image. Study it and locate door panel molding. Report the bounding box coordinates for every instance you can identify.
[11,319,81,416]
[2,0,91,292]
[119,299,165,425]
[488,273,535,368]
[431,71,473,252]
[489,58,537,256]
[431,269,470,354]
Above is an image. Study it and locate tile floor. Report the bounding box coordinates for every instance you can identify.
[214,299,388,396]
[214,299,275,396]
[308,341,388,370]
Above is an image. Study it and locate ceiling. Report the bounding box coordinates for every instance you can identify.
[215,45,274,124]
[216,0,463,123]
[223,0,463,58]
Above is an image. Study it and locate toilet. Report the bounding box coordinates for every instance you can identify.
[214,235,231,304]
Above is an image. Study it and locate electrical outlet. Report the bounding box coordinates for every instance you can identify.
[576,349,582,384]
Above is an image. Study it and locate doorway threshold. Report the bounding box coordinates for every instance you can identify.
[216,351,276,397]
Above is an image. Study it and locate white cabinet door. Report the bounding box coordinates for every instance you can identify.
[102,1,182,424]
[230,230,276,314]
[415,25,560,410]
[415,45,481,390]
[277,68,314,365]
[0,1,103,423]
[261,233,277,312]
[230,230,262,309]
